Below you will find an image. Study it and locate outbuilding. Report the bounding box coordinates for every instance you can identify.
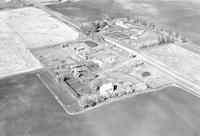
[99,83,114,97]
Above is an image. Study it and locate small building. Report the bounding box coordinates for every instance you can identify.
[115,18,130,28]
[71,65,88,78]
[75,46,86,52]
[60,43,69,48]
[77,52,88,60]
[92,58,103,67]
[99,83,114,97]
[130,29,144,37]
[72,67,81,78]
[133,83,147,91]
[130,35,138,40]
[103,55,118,64]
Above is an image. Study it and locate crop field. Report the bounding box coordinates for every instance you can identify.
[0,33,42,78]
[0,0,25,9]
[142,44,200,87]
[0,7,79,49]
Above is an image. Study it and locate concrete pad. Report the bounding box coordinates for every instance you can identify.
[0,7,79,48]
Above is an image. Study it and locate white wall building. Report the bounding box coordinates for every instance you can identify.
[99,83,114,97]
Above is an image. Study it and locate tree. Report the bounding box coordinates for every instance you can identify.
[180,36,187,43]
[169,30,175,41]
[99,21,108,28]
[92,35,105,43]
[176,34,186,43]
[126,17,131,22]
[80,22,98,36]
[78,94,98,108]
[135,18,140,25]
[142,20,147,27]
[158,35,165,44]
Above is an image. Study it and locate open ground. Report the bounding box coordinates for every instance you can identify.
[142,44,200,89]
[0,32,42,79]
[0,6,79,78]
[0,6,79,49]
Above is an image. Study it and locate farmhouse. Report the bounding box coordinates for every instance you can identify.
[99,83,114,97]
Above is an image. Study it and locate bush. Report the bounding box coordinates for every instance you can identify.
[80,22,98,36]
[78,94,98,108]
[80,21,108,36]
[92,35,105,43]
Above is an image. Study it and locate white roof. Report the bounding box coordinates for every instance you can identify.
[100,83,113,91]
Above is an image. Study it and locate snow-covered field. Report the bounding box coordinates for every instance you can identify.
[0,6,79,78]
[0,7,79,48]
[0,33,42,78]
[142,44,200,86]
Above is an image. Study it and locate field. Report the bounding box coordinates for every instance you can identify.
[115,61,172,89]
[142,44,200,87]
[0,0,25,9]
[1,74,200,135]
[0,7,79,49]
[0,6,80,78]
[0,32,42,78]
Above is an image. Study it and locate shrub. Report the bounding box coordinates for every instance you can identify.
[80,22,98,36]
[78,94,98,108]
